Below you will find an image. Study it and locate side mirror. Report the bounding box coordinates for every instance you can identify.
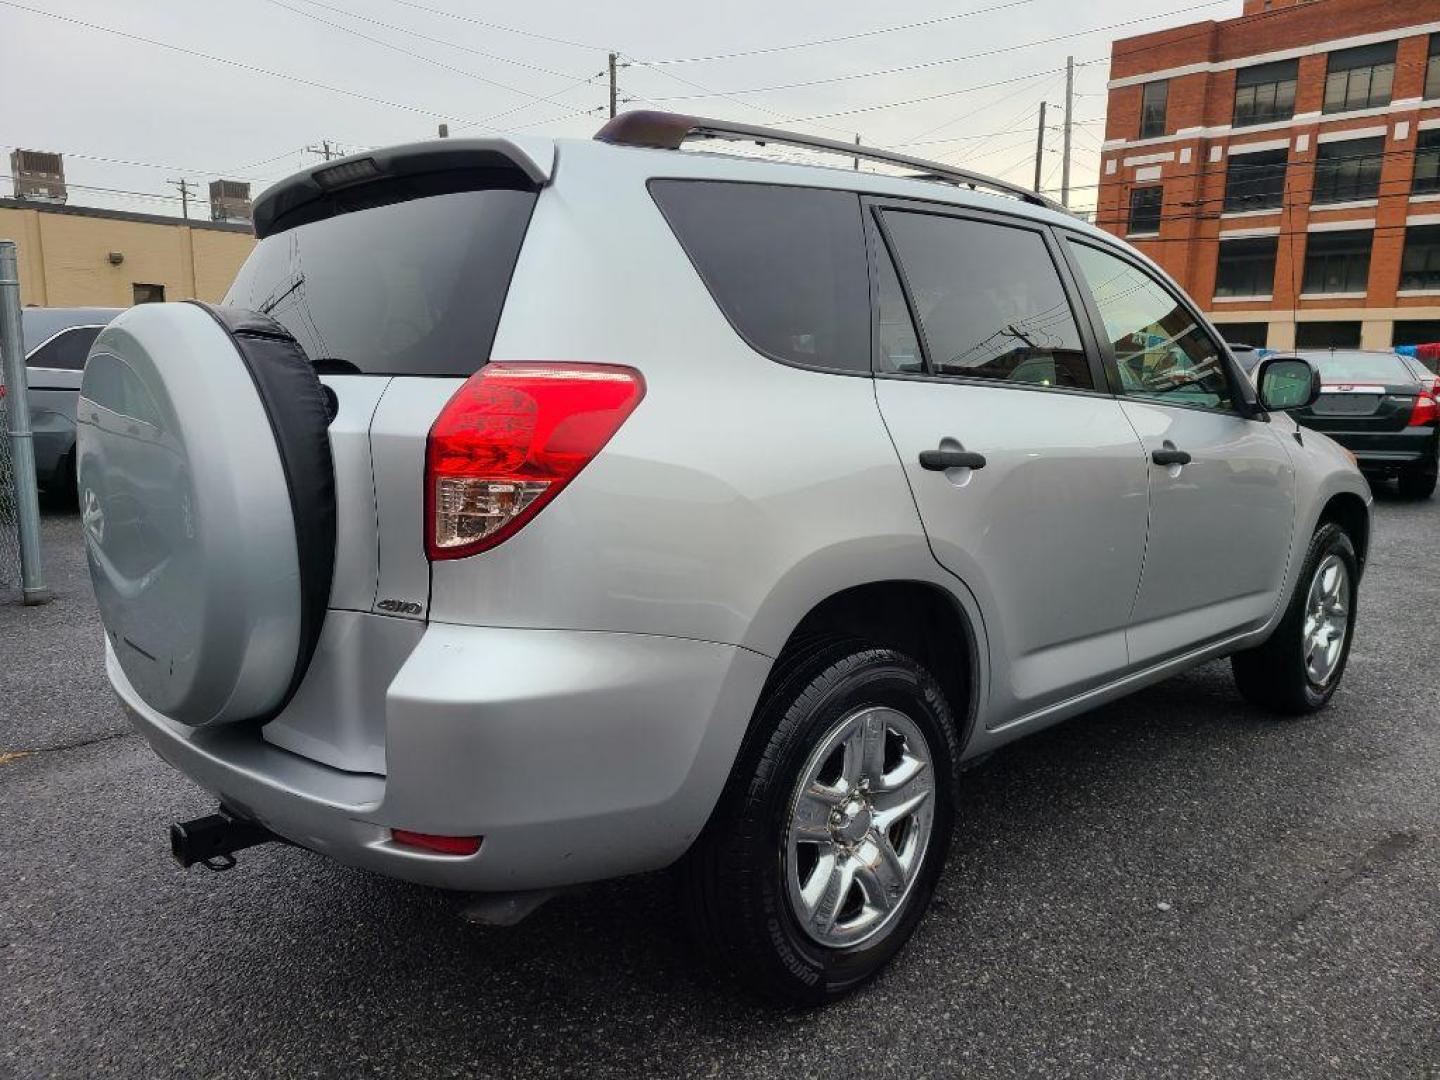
[1256,356,1321,412]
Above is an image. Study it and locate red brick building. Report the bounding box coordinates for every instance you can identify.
[1098,0,1440,350]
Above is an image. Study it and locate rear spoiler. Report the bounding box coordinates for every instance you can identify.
[251,137,556,239]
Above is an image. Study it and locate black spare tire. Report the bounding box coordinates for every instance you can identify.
[77,302,335,727]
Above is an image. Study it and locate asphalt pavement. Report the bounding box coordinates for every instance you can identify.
[2,496,1438,1079]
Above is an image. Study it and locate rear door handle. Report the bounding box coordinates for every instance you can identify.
[1151,447,1192,466]
[919,449,987,471]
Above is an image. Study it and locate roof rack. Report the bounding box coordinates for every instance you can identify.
[594,110,1066,213]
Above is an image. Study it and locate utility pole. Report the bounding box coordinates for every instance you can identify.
[306,140,338,162]
[608,52,618,118]
[1061,55,1074,208]
[1032,101,1047,194]
[168,178,194,221]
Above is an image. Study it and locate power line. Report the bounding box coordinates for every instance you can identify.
[641,0,1039,65]
[641,1,1233,100]
[377,0,610,52]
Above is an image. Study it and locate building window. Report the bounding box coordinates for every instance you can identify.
[1324,42,1396,114]
[1401,225,1440,291]
[1395,319,1440,348]
[1218,322,1269,348]
[1223,149,1288,212]
[1215,237,1278,297]
[1295,322,1362,349]
[1415,129,1440,195]
[1302,230,1372,294]
[1128,187,1163,235]
[1427,35,1440,100]
[132,283,165,304]
[1139,80,1168,139]
[1233,60,1298,127]
[1312,137,1385,204]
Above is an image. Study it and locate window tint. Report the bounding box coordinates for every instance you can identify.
[1223,149,1287,212]
[1128,187,1163,235]
[1215,237,1277,298]
[651,181,869,373]
[1324,42,1396,114]
[1139,81,1168,139]
[882,212,1092,390]
[1233,60,1298,127]
[27,325,101,370]
[1401,224,1440,291]
[226,187,537,377]
[1302,230,1371,294]
[1068,241,1234,411]
[874,237,923,374]
[1312,137,1384,204]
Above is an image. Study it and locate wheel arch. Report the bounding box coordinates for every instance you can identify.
[1316,491,1370,574]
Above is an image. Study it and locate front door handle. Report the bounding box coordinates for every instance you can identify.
[920,449,987,471]
[1151,447,1192,466]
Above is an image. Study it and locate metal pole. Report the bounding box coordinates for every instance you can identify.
[0,240,49,604]
[1061,55,1074,208]
[1032,101,1047,193]
[608,52,618,118]
[854,133,861,170]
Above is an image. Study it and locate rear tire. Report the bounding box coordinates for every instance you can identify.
[1397,460,1437,499]
[680,641,961,1004]
[1231,522,1357,715]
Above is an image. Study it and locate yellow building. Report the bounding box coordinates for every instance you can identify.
[0,198,255,308]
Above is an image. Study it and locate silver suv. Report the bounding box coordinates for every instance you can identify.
[79,113,1371,1003]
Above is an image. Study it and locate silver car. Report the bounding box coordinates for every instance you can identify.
[6,308,121,500]
[77,113,1371,1003]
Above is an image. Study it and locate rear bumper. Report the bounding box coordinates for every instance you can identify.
[112,623,771,891]
[1316,428,1438,473]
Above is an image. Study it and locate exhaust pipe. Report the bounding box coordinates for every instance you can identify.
[170,808,280,871]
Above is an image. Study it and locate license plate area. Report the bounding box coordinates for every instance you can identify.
[1312,393,1382,416]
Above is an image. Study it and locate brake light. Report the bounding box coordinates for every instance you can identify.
[425,363,645,559]
[390,829,482,856]
[1409,392,1438,427]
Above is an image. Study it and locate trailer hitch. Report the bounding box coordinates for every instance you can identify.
[170,808,281,871]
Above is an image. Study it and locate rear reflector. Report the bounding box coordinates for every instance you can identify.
[425,363,645,559]
[1409,392,1438,427]
[391,829,482,856]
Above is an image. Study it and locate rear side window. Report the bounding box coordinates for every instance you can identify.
[28,325,101,370]
[225,188,537,377]
[880,211,1093,390]
[650,180,869,373]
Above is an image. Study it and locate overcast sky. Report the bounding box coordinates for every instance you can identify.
[2,0,1237,220]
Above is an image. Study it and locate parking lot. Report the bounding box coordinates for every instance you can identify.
[2,495,1438,1079]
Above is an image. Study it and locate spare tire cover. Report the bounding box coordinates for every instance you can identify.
[77,301,335,727]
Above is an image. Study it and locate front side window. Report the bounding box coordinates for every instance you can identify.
[1068,241,1234,411]
[1233,60,1298,127]
[1129,187,1163,235]
[1401,224,1440,291]
[651,181,869,373]
[1415,130,1440,195]
[1140,81,1169,139]
[1302,230,1372,294]
[1312,137,1385,204]
[880,211,1092,389]
[1215,237,1278,298]
[26,325,102,371]
[1324,42,1396,114]
[1223,149,1288,212]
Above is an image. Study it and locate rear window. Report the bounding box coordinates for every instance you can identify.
[650,180,869,374]
[224,188,536,377]
[1310,352,1412,384]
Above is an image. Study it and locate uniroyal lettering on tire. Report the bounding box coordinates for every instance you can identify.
[77,302,335,727]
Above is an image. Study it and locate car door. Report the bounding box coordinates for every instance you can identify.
[1061,236,1296,667]
[868,202,1151,725]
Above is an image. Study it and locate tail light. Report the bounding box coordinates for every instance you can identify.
[425,362,645,560]
[1409,391,1438,427]
[390,829,482,856]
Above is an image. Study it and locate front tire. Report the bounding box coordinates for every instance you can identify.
[680,642,961,1004]
[1231,522,1358,715]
